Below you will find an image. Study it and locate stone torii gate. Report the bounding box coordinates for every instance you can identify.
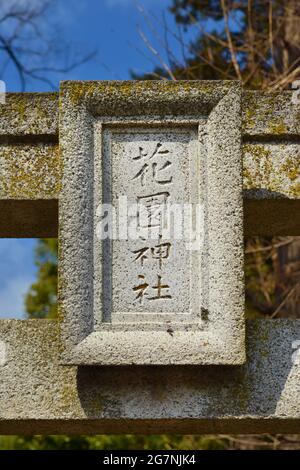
[0,80,299,434]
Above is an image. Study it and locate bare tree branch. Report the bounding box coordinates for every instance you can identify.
[0,0,95,90]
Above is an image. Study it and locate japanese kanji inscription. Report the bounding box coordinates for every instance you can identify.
[99,128,199,323]
[59,81,245,365]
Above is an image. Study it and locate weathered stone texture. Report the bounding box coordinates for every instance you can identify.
[0,83,299,432]
[0,90,299,204]
[243,142,299,199]
[0,93,58,136]
[0,143,60,199]
[59,81,245,366]
[0,320,300,433]
[243,91,300,136]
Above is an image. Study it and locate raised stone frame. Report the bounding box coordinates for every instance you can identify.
[59,80,245,366]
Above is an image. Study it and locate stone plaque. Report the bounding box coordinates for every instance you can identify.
[60,81,245,365]
[98,127,199,324]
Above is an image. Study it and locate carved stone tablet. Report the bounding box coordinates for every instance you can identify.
[59,81,245,365]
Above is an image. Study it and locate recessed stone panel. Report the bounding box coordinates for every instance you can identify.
[96,126,200,325]
[59,81,245,365]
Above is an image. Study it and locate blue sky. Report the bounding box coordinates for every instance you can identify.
[0,0,197,318]
[0,239,36,318]
[5,0,197,91]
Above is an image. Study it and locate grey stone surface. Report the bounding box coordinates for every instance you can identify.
[0,90,298,239]
[101,127,199,321]
[243,91,300,136]
[243,142,299,200]
[0,93,58,136]
[59,81,245,365]
[0,320,300,433]
[0,93,59,204]
[0,83,299,433]
[0,143,60,199]
[0,91,297,204]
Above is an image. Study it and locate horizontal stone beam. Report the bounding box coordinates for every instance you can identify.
[0,93,58,136]
[243,91,300,136]
[0,200,297,238]
[0,84,299,434]
[0,90,299,237]
[0,319,299,434]
[244,200,300,236]
[0,199,297,238]
[0,200,58,237]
